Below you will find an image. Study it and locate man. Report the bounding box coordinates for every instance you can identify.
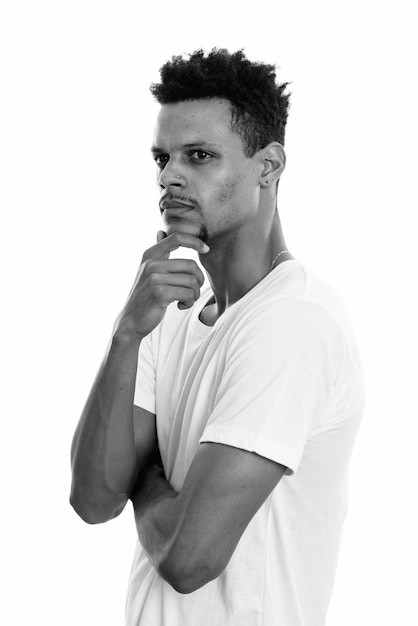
[70,49,365,625]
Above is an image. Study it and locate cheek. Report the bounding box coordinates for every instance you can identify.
[216,174,257,220]
[214,175,243,207]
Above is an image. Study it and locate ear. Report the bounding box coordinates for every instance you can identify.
[258,142,286,188]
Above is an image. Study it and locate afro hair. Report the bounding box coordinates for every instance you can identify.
[150,48,291,157]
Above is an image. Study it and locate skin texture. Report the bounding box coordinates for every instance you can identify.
[152,99,290,318]
[70,97,290,591]
[153,99,261,244]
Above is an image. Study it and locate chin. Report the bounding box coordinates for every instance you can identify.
[165,221,209,243]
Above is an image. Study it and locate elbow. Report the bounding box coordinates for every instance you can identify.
[158,551,224,595]
[70,496,106,525]
[171,578,209,595]
[70,486,126,525]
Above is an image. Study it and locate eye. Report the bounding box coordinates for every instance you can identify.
[190,150,212,161]
[154,154,169,168]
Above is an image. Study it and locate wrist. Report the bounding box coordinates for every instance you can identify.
[112,323,145,347]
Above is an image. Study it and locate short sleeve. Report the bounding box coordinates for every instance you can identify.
[134,333,156,414]
[200,298,343,473]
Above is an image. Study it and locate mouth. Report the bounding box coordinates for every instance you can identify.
[159,198,194,215]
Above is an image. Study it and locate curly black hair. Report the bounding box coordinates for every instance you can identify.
[150,48,291,157]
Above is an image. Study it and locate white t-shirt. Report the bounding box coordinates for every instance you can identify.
[126,260,365,626]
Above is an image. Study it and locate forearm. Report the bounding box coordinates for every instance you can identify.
[70,333,143,523]
[70,232,208,524]
[131,461,224,594]
[131,465,180,578]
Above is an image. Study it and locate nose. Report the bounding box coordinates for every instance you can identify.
[158,159,185,190]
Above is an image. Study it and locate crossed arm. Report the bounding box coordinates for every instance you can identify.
[70,231,286,592]
[71,384,285,594]
[131,407,286,594]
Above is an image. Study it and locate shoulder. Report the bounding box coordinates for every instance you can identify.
[233,262,345,341]
[219,262,357,379]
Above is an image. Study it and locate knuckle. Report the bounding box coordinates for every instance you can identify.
[148,270,160,285]
[155,282,165,295]
[186,273,196,286]
[143,259,157,274]
[153,283,165,299]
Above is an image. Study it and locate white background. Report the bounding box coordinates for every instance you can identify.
[1,1,417,624]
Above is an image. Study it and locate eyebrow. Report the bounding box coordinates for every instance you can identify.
[151,141,221,153]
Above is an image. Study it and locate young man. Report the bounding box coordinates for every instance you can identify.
[70,49,365,625]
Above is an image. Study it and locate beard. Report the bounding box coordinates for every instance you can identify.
[163,213,209,244]
[198,224,209,243]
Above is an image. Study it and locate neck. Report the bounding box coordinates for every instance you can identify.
[198,213,291,318]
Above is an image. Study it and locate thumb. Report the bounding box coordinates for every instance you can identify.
[156,230,167,243]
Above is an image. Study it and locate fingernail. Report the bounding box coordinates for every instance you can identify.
[202,243,210,253]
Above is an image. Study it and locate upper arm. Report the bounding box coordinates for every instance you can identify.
[162,442,286,592]
[133,405,158,473]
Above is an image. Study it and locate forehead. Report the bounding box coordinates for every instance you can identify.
[153,98,238,148]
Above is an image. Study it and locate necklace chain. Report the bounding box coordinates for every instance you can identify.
[270,250,290,271]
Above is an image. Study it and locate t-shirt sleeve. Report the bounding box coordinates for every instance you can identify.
[199,298,344,473]
[133,333,156,414]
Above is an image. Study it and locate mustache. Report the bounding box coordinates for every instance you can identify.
[159,192,200,212]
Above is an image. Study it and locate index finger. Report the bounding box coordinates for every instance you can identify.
[157,232,210,256]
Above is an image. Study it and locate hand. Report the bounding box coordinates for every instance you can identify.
[130,460,177,520]
[114,231,210,342]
